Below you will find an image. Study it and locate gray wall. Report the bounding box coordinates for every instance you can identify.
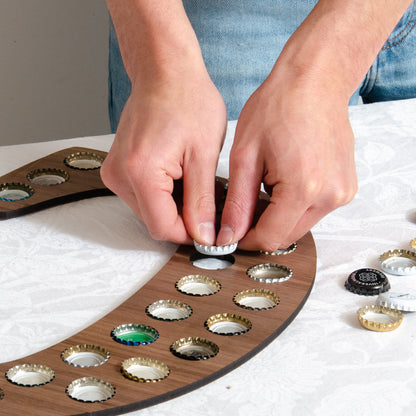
[0,0,111,146]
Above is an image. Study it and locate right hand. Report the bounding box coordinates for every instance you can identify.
[100,69,227,245]
[217,74,358,252]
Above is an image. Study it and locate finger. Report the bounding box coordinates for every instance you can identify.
[216,146,263,246]
[101,156,146,221]
[238,203,323,251]
[237,183,307,251]
[133,173,192,244]
[278,182,357,247]
[182,149,219,246]
[280,205,331,244]
[237,206,300,252]
[238,180,354,251]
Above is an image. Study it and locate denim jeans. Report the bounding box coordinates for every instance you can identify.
[108,1,416,131]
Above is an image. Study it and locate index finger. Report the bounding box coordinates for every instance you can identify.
[237,185,305,251]
[134,175,192,244]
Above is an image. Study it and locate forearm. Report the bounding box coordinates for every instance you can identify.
[269,0,414,100]
[106,0,204,86]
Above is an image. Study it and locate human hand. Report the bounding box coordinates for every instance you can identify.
[101,72,227,245]
[216,76,358,252]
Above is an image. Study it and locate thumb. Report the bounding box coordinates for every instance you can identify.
[182,154,219,246]
[216,160,262,246]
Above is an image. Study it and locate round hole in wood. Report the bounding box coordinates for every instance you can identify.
[175,275,221,296]
[27,168,69,186]
[190,252,235,270]
[0,183,34,201]
[66,377,115,403]
[64,151,104,170]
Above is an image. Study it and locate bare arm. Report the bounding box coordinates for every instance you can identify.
[102,0,227,245]
[106,0,201,87]
[277,0,413,98]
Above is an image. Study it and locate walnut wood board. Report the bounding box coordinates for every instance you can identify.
[0,147,113,220]
[0,148,317,415]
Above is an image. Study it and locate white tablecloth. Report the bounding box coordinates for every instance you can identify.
[1,99,416,415]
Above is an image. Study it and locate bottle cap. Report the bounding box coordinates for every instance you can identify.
[64,151,104,170]
[376,291,416,311]
[345,268,390,295]
[0,182,34,201]
[146,299,192,321]
[121,357,170,383]
[66,377,115,403]
[261,242,297,256]
[246,263,293,283]
[193,240,238,256]
[5,364,55,387]
[357,305,403,331]
[61,344,110,368]
[233,288,280,310]
[379,249,416,275]
[111,323,158,346]
[170,337,219,360]
[175,274,221,296]
[204,313,252,336]
[27,168,69,185]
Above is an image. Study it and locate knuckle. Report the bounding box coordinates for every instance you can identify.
[100,156,119,190]
[258,237,289,254]
[301,177,322,203]
[294,174,358,209]
[230,146,256,172]
[195,192,216,212]
[147,222,169,241]
[148,229,167,242]
[225,192,251,219]
[327,180,358,208]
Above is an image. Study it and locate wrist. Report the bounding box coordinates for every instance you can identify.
[267,0,413,102]
[107,0,206,86]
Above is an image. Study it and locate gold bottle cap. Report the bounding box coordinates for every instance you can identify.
[0,182,34,201]
[66,377,115,403]
[27,168,69,186]
[6,364,55,387]
[411,238,416,250]
[61,344,110,368]
[146,299,192,321]
[246,263,293,283]
[121,357,170,383]
[205,313,252,336]
[176,275,221,296]
[261,242,297,256]
[357,305,403,332]
[170,337,219,360]
[379,249,416,275]
[64,151,104,170]
[233,288,280,310]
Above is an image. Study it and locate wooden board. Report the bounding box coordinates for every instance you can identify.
[0,147,113,220]
[0,148,316,415]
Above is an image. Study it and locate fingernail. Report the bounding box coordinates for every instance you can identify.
[217,225,234,246]
[198,222,216,245]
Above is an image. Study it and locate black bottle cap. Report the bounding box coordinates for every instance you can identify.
[345,268,390,296]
